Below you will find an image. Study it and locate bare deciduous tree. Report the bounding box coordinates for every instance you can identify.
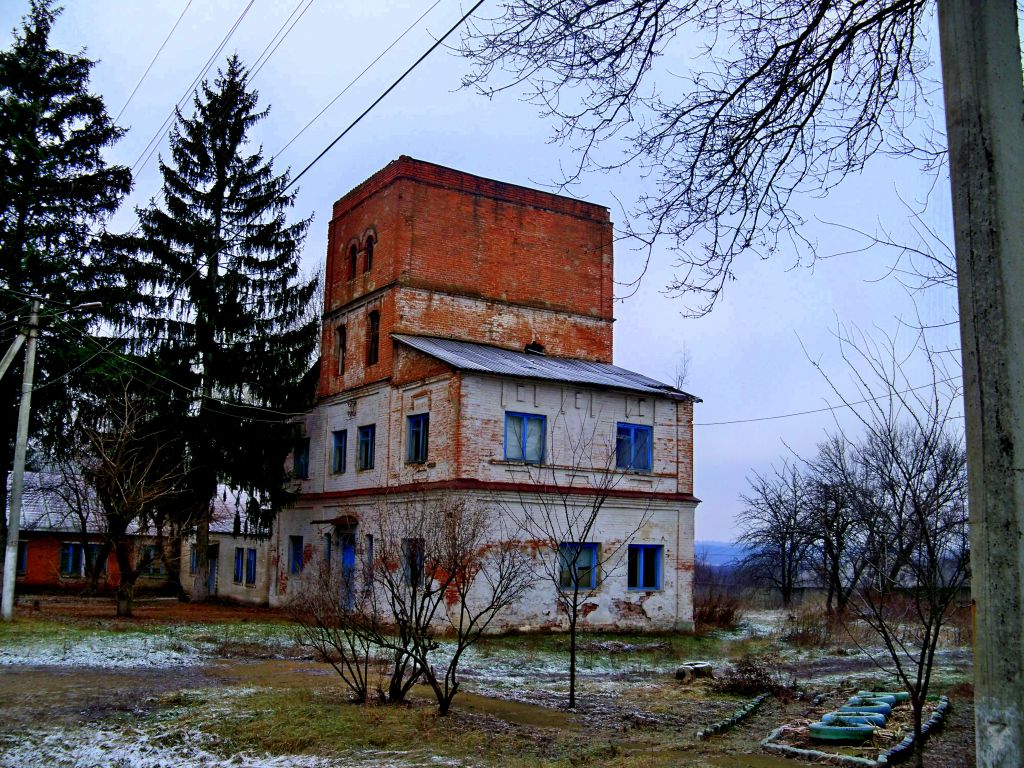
[291,493,531,715]
[738,461,813,606]
[462,0,938,313]
[73,380,184,617]
[508,416,651,708]
[372,495,531,715]
[815,327,968,767]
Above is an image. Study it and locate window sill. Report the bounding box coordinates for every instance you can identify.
[627,587,662,593]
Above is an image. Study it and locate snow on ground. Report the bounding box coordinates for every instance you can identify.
[0,727,464,768]
[0,623,298,669]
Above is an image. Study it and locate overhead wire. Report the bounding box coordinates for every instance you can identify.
[273,0,445,159]
[286,0,487,192]
[113,0,195,123]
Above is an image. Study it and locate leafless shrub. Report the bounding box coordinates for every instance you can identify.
[713,652,795,697]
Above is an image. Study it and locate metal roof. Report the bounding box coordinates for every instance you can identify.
[9,472,251,536]
[393,335,699,401]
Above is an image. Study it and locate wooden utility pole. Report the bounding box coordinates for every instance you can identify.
[937,2,1024,765]
[1,299,40,621]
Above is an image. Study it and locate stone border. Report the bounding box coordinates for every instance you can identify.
[760,696,951,767]
[697,693,770,740]
[877,696,951,765]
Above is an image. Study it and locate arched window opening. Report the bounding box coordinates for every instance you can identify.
[367,310,380,366]
[348,244,358,279]
[364,235,374,273]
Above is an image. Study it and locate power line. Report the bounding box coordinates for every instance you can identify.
[249,0,318,83]
[129,0,257,179]
[694,377,961,427]
[287,0,487,192]
[113,0,195,124]
[274,0,445,159]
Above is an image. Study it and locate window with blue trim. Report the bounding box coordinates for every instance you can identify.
[616,423,653,471]
[324,533,332,566]
[558,542,599,590]
[628,544,662,590]
[190,546,198,574]
[357,425,375,470]
[16,541,26,575]
[60,542,83,577]
[293,437,310,479]
[289,535,304,574]
[245,548,257,585]
[504,412,546,463]
[332,430,347,474]
[407,413,429,464]
[233,547,244,583]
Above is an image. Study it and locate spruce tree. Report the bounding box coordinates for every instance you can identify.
[124,56,318,601]
[0,0,132,553]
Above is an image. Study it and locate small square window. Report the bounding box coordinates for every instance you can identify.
[358,425,375,470]
[245,548,257,585]
[628,544,662,590]
[407,414,429,464]
[558,543,599,590]
[289,535,304,575]
[293,437,310,479]
[505,412,546,463]
[332,430,347,474]
[616,423,653,471]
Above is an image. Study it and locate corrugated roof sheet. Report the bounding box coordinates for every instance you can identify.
[393,335,699,401]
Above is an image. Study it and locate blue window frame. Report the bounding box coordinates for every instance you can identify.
[332,430,347,474]
[628,544,663,590]
[16,541,26,575]
[558,543,599,590]
[357,425,375,470]
[289,535,304,574]
[293,437,310,479]
[616,423,653,471]
[324,533,333,566]
[504,412,546,463]
[60,543,83,577]
[407,413,429,464]
[190,546,198,574]
[233,547,244,583]
[245,548,257,585]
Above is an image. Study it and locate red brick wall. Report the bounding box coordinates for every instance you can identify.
[16,534,122,590]
[319,157,614,397]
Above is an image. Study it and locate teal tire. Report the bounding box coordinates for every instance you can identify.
[822,712,887,727]
[840,703,892,715]
[809,721,876,744]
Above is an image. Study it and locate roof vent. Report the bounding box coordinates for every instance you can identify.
[525,340,546,355]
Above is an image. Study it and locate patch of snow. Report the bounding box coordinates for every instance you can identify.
[0,632,202,668]
[0,728,466,768]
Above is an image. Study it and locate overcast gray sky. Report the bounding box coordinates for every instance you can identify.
[1,0,963,543]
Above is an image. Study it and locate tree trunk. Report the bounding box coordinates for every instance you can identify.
[113,540,136,618]
[191,514,210,602]
[568,601,578,709]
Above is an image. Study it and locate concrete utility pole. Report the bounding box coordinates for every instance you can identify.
[937,2,1024,765]
[1,299,40,621]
